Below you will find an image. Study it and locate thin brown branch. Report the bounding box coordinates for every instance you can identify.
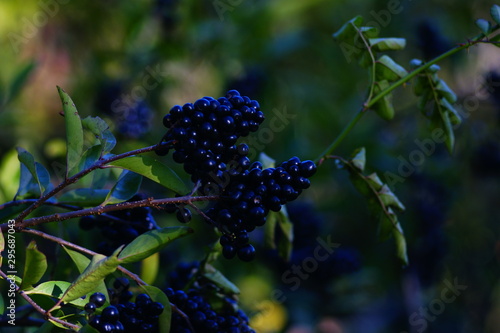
[0,270,80,331]
[15,144,162,223]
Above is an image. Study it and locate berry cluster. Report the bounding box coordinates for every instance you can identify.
[210,157,317,261]
[85,278,164,333]
[156,90,264,190]
[165,287,255,333]
[79,194,158,255]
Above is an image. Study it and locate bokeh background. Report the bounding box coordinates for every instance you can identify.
[0,0,499,332]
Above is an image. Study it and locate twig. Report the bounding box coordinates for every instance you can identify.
[15,144,163,222]
[2,195,219,232]
[0,270,80,331]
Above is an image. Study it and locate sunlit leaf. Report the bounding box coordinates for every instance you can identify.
[375,55,408,81]
[202,264,240,295]
[118,227,193,264]
[369,38,406,52]
[57,86,84,177]
[61,248,121,303]
[108,155,188,195]
[20,241,47,290]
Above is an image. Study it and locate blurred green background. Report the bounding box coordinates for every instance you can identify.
[0,0,499,332]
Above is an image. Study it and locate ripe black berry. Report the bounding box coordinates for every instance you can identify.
[90,293,106,308]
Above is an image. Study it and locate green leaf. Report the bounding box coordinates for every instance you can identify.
[476,19,491,35]
[139,285,172,333]
[24,281,82,306]
[15,163,41,199]
[332,16,363,42]
[62,246,109,304]
[5,61,36,106]
[264,211,278,249]
[80,325,101,333]
[57,86,84,177]
[61,248,121,303]
[77,144,103,173]
[82,116,116,153]
[350,147,366,171]
[413,76,429,96]
[409,58,423,68]
[0,294,4,316]
[344,149,408,265]
[0,232,4,268]
[16,148,51,196]
[275,207,293,261]
[439,98,461,126]
[140,252,160,285]
[375,55,408,81]
[58,188,109,206]
[20,241,47,290]
[491,4,500,25]
[435,79,457,103]
[369,38,406,52]
[372,80,395,120]
[118,227,193,264]
[259,152,276,169]
[108,156,189,195]
[359,26,378,38]
[439,107,455,153]
[103,170,142,205]
[202,264,240,295]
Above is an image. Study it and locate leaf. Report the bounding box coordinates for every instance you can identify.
[351,147,366,171]
[491,4,500,25]
[476,19,491,35]
[62,246,109,304]
[332,16,363,42]
[61,248,121,303]
[343,149,408,265]
[118,226,193,264]
[79,325,101,333]
[139,285,172,333]
[439,98,461,126]
[15,163,41,199]
[140,252,160,285]
[108,156,189,195]
[58,188,109,206]
[5,61,36,105]
[82,116,116,154]
[264,211,278,249]
[57,86,84,177]
[375,55,408,81]
[0,232,4,268]
[202,264,240,295]
[20,241,47,290]
[359,26,378,38]
[439,107,455,153]
[435,79,457,103]
[369,38,406,52]
[25,281,87,307]
[102,170,142,205]
[372,80,395,120]
[16,148,51,196]
[259,152,276,169]
[275,207,293,261]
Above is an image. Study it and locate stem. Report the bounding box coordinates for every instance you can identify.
[0,270,80,331]
[0,199,80,211]
[315,26,500,163]
[2,195,219,232]
[15,144,163,223]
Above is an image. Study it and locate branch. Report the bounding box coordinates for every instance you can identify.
[15,143,164,223]
[0,270,80,331]
[4,195,219,232]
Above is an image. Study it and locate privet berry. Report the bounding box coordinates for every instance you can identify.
[86,278,165,333]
